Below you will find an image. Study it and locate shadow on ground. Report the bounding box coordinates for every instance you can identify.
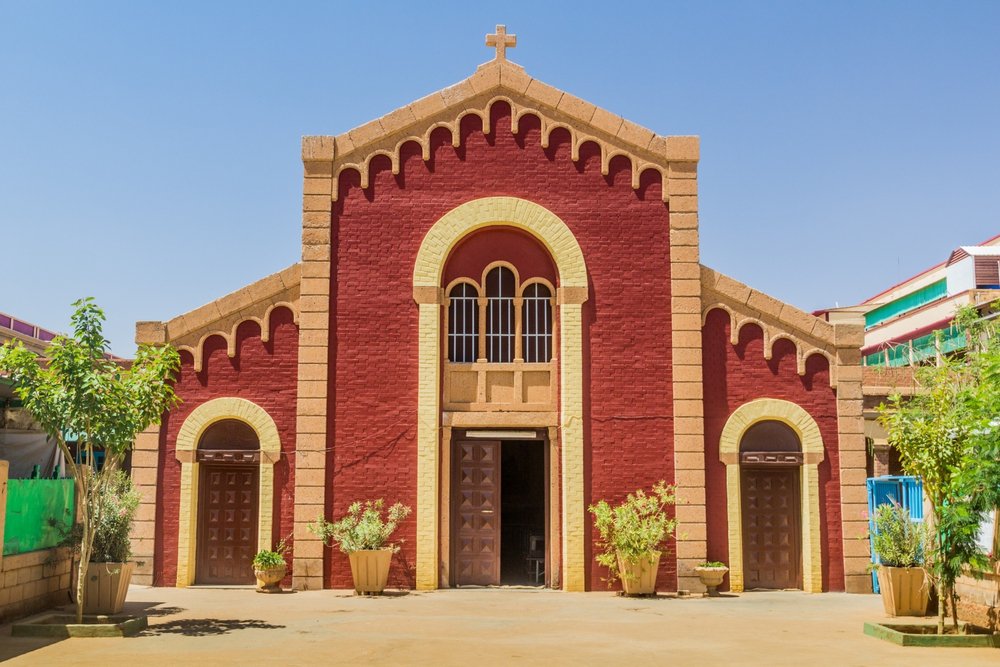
[139,618,285,637]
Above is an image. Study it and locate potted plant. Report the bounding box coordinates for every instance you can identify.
[252,537,289,593]
[309,499,411,595]
[694,561,729,596]
[588,481,676,596]
[84,470,141,614]
[871,502,930,617]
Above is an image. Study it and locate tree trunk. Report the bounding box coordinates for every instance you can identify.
[949,586,960,631]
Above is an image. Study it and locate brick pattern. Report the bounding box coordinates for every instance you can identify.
[296,139,334,591]
[669,162,706,593]
[0,548,73,624]
[154,309,298,587]
[326,104,680,591]
[702,309,846,591]
[834,324,870,593]
[130,425,160,585]
[953,572,1000,630]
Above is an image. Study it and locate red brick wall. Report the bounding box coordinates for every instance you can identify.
[154,307,298,586]
[442,226,557,287]
[701,308,845,591]
[326,102,674,590]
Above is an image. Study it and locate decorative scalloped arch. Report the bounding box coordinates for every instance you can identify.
[178,303,300,373]
[719,398,825,594]
[701,305,837,387]
[174,397,282,587]
[334,97,670,202]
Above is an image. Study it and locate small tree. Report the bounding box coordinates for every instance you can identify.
[0,299,179,622]
[878,306,993,634]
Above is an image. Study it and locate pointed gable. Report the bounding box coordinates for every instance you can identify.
[302,59,699,204]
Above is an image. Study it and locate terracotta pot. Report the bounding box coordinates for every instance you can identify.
[876,565,930,617]
[348,549,393,594]
[83,561,134,615]
[694,566,729,596]
[253,564,287,593]
[616,551,661,596]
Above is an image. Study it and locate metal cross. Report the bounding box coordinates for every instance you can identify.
[485,25,516,62]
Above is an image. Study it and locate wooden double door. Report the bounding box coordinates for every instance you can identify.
[196,464,259,585]
[740,465,802,590]
[450,438,548,586]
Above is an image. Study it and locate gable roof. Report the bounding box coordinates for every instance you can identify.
[301,58,699,203]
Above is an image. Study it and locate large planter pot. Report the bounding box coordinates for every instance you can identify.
[348,549,393,595]
[876,565,930,617]
[83,561,134,615]
[254,564,287,593]
[694,566,729,596]
[616,551,661,596]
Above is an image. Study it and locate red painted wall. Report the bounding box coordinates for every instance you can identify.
[327,102,675,590]
[443,226,557,287]
[154,307,298,586]
[701,308,845,591]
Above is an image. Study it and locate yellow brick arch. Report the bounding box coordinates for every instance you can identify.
[412,197,588,289]
[719,398,825,593]
[412,196,589,591]
[174,397,282,587]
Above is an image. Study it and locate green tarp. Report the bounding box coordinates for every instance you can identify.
[3,478,74,555]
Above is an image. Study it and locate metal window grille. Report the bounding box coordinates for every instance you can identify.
[448,283,478,362]
[486,266,515,363]
[522,283,552,363]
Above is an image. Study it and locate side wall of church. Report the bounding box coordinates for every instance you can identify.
[153,307,299,585]
[326,102,675,591]
[701,308,846,591]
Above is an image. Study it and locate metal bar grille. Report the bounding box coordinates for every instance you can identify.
[522,283,552,363]
[448,283,478,362]
[486,266,515,363]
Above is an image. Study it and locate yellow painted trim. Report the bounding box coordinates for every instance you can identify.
[174,397,282,587]
[413,196,588,591]
[720,398,825,593]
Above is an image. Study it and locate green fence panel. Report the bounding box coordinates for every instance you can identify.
[3,478,74,555]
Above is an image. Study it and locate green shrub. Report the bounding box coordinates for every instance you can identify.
[252,537,289,570]
[90,471,140,563]
[699,561,727,568]
[588,481,676,585]
[309,499,411,554]
[871,503,927,568]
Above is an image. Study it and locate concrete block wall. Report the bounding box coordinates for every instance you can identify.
[0,548,73,623]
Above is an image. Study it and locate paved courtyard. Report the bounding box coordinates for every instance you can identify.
[1,586,996,665]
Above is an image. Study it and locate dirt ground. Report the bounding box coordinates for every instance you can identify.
[1,586,996,665]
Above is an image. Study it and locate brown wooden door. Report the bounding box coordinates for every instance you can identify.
[741,466,802,590]
[196,464,259,585]
[452,440,501,585]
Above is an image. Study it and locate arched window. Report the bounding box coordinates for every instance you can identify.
[522,283,552,363]
[486,266,516,363]
[198,419,260,450]
[448,282,479,363]
[739,420,801,453]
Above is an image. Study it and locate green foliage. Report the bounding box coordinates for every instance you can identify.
[252,536,290,569]
[0,298,180,622]
[309,499,412,554]
[90,471,140,563]
[588,481,676,585]
[698,561,727,568]
[871,503,927,568]
[878,304,998,633]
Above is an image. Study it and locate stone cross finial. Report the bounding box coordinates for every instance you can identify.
[486,24,516,62]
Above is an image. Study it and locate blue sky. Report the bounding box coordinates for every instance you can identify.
[2,2,998,354]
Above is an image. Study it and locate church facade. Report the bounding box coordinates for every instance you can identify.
[131,29,870,594]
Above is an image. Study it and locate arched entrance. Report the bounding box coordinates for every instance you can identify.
[195,420,260,585]
[719,398,825,593]
[174,397,282,587]
[739,421,803,590]
[412,196,589,591]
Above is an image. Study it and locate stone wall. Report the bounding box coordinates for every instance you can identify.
[954,570,1000,631]
[0,547,73,623]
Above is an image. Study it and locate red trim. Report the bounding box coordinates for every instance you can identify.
[861,232,1000,305]
[861,316,954,354]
